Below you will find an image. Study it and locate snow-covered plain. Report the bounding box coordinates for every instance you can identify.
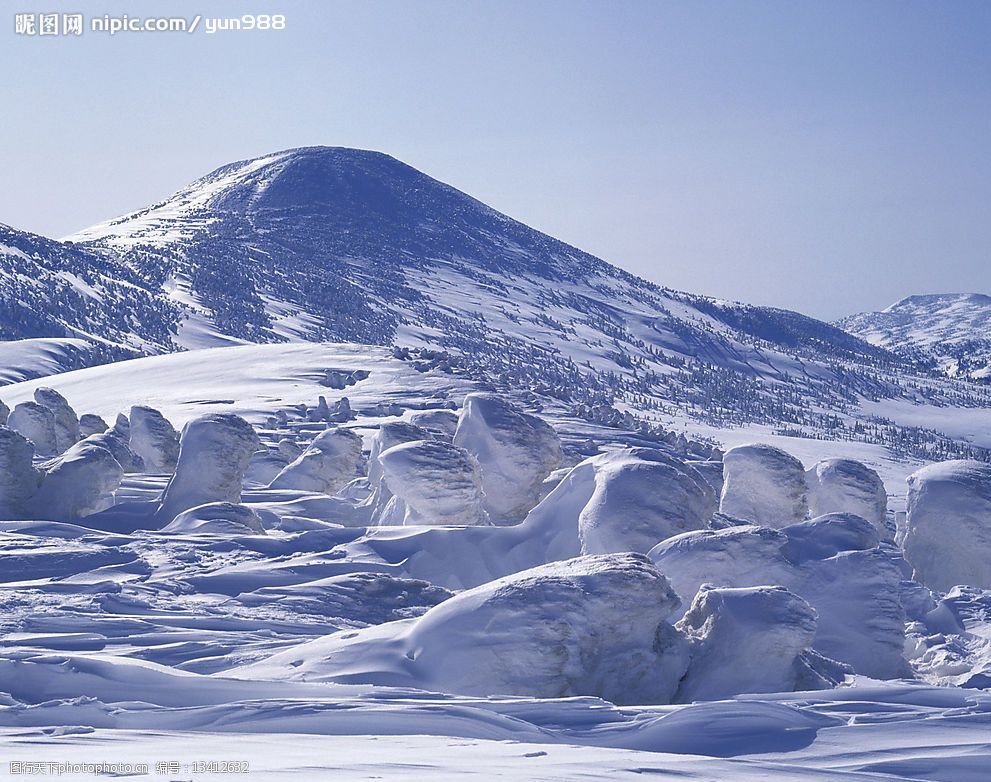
[0,343,990,780]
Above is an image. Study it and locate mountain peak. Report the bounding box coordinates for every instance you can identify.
[883,292,991,314]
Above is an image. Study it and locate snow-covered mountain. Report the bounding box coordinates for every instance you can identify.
[0,146,985,461]
[0,222,180,367]
[839,293,991,379]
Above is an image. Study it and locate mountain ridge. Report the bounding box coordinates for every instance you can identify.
[839,292,991,379]
[2,146,987,463]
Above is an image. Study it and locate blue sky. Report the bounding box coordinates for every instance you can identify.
[2,0,988,319]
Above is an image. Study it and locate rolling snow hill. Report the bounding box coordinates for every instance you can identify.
[839,293,991,379]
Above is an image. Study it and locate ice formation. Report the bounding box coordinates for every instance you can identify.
[244,553,691,705]
[719,443,808,527]
[903,460,991,591]
[128,405,180,473]
[376,438,489,526]
[806,458,889,538]
[156,413,260,520]
[675,585,837,701]
[453,393,563,523]
[268,427,363,494]
[650,514,908,678]
[31,440,123,521]
[6,401,58,456]
[0,426,42,519]
[33,386,80,453]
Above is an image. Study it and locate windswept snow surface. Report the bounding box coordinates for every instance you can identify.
[0,344,990,779]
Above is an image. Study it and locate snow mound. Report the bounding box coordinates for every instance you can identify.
[163,502,265,535]
[33,387,80,453]
[806,458,889,539]
[675,585,837,701]
[719,444,808,527]
[157,413,260,520]
[650,514,908,678]
[269,427,362,494]
[377,439,488,526]
[904,460,991,591]
[128,405,180,473]
[453,393,563,523]
[244,553,690,705]
[526,448,716,555]
[7,401,58,457]
[31,440,123,521]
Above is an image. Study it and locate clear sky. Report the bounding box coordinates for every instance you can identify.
[2,0,988,320]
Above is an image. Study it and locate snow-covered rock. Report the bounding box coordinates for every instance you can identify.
[157,413,260,520]
[904,460,991,591]
[806,458,888,539]
[268,427,363,494]
[377,439,488,526]
[163,502,265,535]
[242,553,690,705]
[31,441,123,521]
[719,443,808,527]
[675,585,833,701]
[78,413,108,438]
[7,401,58,456]
[453,393,563,523]
[521,448,716,556]
[0,427,42,519]
[33,387,79,453]
[128,406,180,473]
[650,514,908,678]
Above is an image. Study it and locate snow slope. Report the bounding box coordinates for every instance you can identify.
[0,345,989,779]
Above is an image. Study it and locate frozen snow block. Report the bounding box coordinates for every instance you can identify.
[780,512,880,564]
[7,401,58,457]
[453,393,563,523]
[377,439,488,526]
[34,387,80,453]
[0,426,43,519]
[719,443,808,527]
[806,458,888,539]
[904,460,991,592]
[269,427,363,494]
[675,585,831,701]
[157,413,259,520]
[128,405,180,473]
[32,440,123,521]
